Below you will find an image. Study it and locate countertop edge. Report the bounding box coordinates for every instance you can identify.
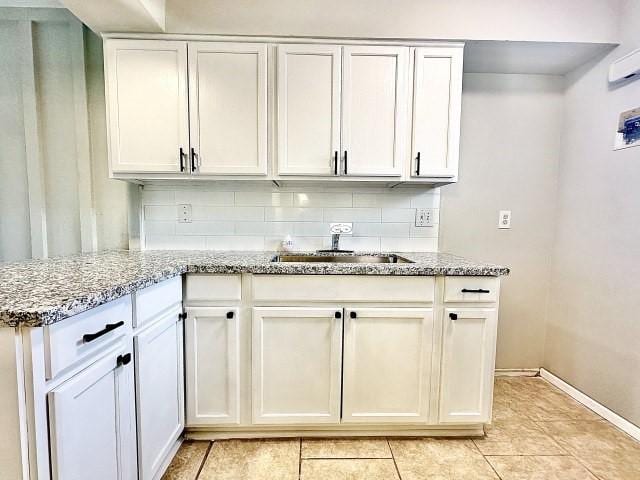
[0,252,509,327]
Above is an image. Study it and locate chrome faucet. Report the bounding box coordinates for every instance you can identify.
[331,233,341,251]
[318,223,354,253]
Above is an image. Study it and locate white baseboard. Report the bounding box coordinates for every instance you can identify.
[540,368,640,442]
[495,368,540,377]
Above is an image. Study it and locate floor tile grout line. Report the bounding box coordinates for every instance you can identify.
[386,438,403,480]
[195,441,213,480]
[482,454,503,480]
[298,438,302,480]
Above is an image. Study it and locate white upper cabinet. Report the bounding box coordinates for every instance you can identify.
[410,46,463,179]
[277,44,341,176]
[105,40,189,174]
[188,42,268,175]
[342,46,409,177]
[105,37,463,183]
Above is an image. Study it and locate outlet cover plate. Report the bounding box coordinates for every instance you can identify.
[177,204,192,223]
[498,210,511,229]
[415,208,435,227]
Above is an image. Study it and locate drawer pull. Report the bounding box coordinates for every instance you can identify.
[226,311,234,319]
[461,288,490,294]
[449,313,458,320]
[335,311,342,319]
[116,353,132,367]
[82,321,125,343]
[350,311,357,319]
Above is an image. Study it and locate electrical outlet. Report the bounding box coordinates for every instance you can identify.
[498,210,511,229]
[177,204,192,223]
[415,208,435,227]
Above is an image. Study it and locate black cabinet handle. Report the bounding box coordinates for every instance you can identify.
[226,311,234,319]
[350,311,357,319]
[344,150,348,175]
[179,147,186,172]
[335,311,342,319]
[82,321,124,343]
[178,312,187,321]
[415,152,421,176]
[449,313,458,320]
[190,147,197,172]
[116,353,132,367]
[334,151,338,175]
[461,288,491,294]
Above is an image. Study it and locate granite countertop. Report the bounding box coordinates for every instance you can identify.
[0,250,509,328]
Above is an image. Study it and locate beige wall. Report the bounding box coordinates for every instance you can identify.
[544,0,640,426]
[440,73,564,369]
[84,28,130,251]
[165,0,621,44]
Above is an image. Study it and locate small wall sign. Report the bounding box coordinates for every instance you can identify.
[615,107,640,150]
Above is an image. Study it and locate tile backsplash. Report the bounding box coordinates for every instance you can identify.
[141,183,440,252]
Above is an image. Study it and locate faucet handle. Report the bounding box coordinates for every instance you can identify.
[329,223,353,235]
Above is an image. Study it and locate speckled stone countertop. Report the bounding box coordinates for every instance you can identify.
[0,250,509,327]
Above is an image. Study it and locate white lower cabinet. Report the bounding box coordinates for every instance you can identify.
[48,343,137,480]
[252,307,343,424]
[439,308,498,424]
[185,307,241,425]
[342,308,434,423]
[134,307,184,480]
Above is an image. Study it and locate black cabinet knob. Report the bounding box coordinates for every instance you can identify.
[226,311,234,319]
[350,311,357,319]
[449,313,458,320]
[117,353,132,367]
[335,311,342,319]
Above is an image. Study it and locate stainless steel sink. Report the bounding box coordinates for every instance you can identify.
[272,254,414,264]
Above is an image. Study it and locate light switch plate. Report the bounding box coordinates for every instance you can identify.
[498,210,511,229]
[415,208,435,227]
[177,204,192,223]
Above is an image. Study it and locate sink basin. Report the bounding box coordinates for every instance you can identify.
[272,254,414,264]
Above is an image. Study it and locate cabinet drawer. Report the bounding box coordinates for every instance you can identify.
[444,277,499,303]
[252,275,434,303]
[135,276,182,328]
[44,296,132,380]
[185,274,242,303]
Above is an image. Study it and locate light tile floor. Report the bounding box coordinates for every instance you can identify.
[163,377,640,480]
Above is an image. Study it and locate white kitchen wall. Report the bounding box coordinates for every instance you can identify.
[545,0,640,426]
[141,183,440,252]
[0,7,95,262]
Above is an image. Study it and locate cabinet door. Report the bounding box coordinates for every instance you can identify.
[342,308,434,423]
[252,307,342,424]
[439,308,498,424]
[342,46,409,176]
[277,44,341,176]
[135,308,184,480]
[48,345,136,480]
[411,47,463,178]
[185,307,240,425]
[188,42,268,175]
[105,39,189,174]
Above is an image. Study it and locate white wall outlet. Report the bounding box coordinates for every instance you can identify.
[498,210,512,229]
[177,204,192,223]
[329,223,352,235]
[415,208,435,227]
